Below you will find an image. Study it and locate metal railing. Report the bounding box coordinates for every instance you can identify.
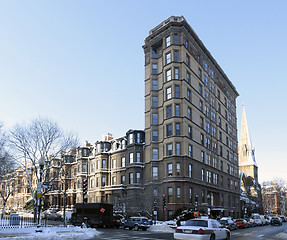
[0,215,65,229]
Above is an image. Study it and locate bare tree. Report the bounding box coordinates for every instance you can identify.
[9,117,79,222]
[0,124,16,218]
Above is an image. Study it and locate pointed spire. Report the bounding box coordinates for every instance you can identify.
[239,105,257,167]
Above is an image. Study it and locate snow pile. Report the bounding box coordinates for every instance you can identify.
[0,226,100,239]
[276,232,287,239]
[148,221,175,233]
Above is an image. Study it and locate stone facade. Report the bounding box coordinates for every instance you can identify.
[143,16,240,220]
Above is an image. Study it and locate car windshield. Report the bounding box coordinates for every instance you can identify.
[219,220,227,224]
[185,220,208,227]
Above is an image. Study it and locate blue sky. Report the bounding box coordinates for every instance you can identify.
[0,0,286,183]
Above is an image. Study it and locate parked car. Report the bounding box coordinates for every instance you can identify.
[219,219,238,230]
[251,214,264,226]
[112,215,124,228]
[123,217,152,231]
[279,215,287,222]
[246,218,257,227]
[235,219,249,229]
[271,216,282,226]
[174,218,230,240]
[43,212,63,221]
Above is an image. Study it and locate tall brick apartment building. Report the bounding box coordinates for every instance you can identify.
[143,16,240,219]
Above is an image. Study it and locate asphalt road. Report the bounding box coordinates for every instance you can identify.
[92,223,287,240]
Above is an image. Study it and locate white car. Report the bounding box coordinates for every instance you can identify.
[174,218,230,240]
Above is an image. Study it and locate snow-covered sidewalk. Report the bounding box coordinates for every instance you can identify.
[0,226,100,239]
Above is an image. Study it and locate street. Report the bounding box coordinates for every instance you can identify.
[93,224,287,240]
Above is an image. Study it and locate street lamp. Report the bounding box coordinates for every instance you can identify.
[37,157,45,227]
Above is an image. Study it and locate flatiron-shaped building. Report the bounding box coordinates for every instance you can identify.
[143,16,240,219]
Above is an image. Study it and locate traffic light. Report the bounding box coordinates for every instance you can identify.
[163,195,166,207]
[83,179,88,196]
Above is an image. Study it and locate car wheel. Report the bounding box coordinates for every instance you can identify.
[210,234,215,240]
[134,225,139,231]
[225,232,230,240]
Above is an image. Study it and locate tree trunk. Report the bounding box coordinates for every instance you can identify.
[1,201,6,219]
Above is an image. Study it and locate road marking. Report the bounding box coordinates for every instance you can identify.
[258,234,264,237]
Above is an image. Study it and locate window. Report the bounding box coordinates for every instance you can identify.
[174,34,178,44]
[152,167,158,179]
[129,152,134,163]
[174,50,178,62]
[152,79,157,90]
[187,89,191,101]
[198,68,202,79]
[187,107,191,119]
[201,169,205,181]
[102,176,106,187]
[152,48,157,58]
[175,123,180,135]
[112,176,116,185]
[166,36,171,47]
[168,187,173,203]
[166,52,171,64]
[82,164,87,172]
[129,173,134,184]
[166,105,172,118]
[186,54,190,66]
[152,148,158,160]
[121,157,125,167]
[168,163,173,176]
[199,84,203,95]
[201,133,204,145]
[185,40,188,48]
[200,116,204,128]
[152,64,157,74]
[152,96,158,107]
[176,163,180,175]
[175,104,180,116]
[187,71,190,83]
[112,159,116,169]
[166,87,172,100]
[188,144,192,157]
[166,69,171,81]
[152,130,158,142]
[153,189,158,197]
[167,143,173,156]
[188,125,192,138]
[176,142,181,155]
[199,100,203,111]
[136,173,140,184]
[175,85,180,98]
[152,113,158,124]
[174,67,179,79]
[177,187,181,198]
[96,177,99,187]
[167,124,172,137]
[188,164,192,177]
[102,160,106,169]
[201,151,204,162]
[136,152,141,162]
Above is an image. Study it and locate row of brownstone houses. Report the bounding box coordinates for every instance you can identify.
[1,16,286,220]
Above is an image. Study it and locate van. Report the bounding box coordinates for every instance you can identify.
[251,214,263,226]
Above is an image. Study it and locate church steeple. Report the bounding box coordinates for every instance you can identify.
[239,105,258,183]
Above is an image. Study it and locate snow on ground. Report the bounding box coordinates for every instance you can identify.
[276,232,287,239]
[0,225,100,239]
[148,220,176,233]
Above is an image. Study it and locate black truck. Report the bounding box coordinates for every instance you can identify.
[71,202,113,228]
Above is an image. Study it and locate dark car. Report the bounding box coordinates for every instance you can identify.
[43,213,63,221]
[271,217,282,226]
[112,215,123,228]
[235,219,249,228]
[123,217,152,231]
[219,219,238,230]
